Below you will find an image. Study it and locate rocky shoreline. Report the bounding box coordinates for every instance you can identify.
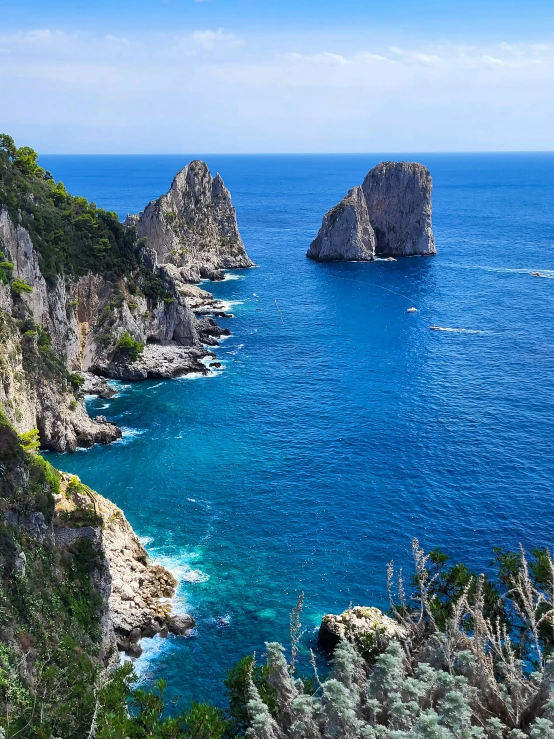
[0,153,253,661]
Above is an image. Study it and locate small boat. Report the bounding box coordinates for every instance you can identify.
[531,271,542,277]
[407,307,418,313]
[429,326,444,331]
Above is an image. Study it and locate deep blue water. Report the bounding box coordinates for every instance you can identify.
[42,153,554,704]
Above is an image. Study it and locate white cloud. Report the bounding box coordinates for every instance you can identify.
[0,30,553,152]
[104,34,130,45]
[191,28,241,50]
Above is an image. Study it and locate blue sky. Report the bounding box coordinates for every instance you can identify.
[1,0,553,152]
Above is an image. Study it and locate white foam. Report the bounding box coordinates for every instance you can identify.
[217,299,244,313]
[116,427,146,444]
[179,369,217,380]
[182,569,210,584]
[147,382,164,390]
[149,550,209,586]
[429,327,490,334]
[139,535,154,546]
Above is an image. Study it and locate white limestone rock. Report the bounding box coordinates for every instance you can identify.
[308,161,436,262]
[130,160,254,283]
[362,161,435,257]
[319,605,406,652]
[306,186,375,262]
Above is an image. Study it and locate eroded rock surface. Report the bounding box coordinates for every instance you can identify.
[308,161,435,261]
[319,606,406,652]
[53,473,195,657]
[130,160,254,283]
[307,186,375,262]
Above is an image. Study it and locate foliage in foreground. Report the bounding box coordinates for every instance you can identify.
[243,541,554,739]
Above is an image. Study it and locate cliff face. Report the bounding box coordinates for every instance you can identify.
[0,181,231,448]
[54,472,182,657]
[307,161,436,262]
[0,421,186,678]
[0,207,196,449]
[0,214,122,452]
[130,160,254,282]
[361,162,435,257]
[0,140,252,451]
[307,186,375,262]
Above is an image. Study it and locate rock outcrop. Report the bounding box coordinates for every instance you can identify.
[307,161,435,261]
[53,472,195,657]
[307,186,375,262]
[318,606,406,653]
[129,160,254,283]
[0,425,193,665]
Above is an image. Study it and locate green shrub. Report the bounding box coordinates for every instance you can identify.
[11,278,33,295]
[0,135,143,284]
[69,373,85,390]
[18,428,40,453]
[116,331,144,363]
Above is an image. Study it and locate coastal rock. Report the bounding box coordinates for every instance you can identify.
[306,186,375,261]
[362,162,435,257]
[79,373,118,399]
[168,613,195,635]
[129,160,254,283]
[99,344,211,381]
[0,202,226,450]
[54,473,179,648]
[307,161,435,262]
[318,606,406,652]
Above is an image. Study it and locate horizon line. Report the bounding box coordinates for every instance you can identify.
[39,150,554,157]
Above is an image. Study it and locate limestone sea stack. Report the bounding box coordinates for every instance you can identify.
[130,160,254,282]
[307,161,436,261]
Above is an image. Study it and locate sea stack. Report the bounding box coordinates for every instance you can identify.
[307,161,435,261]
[130,160,254,282]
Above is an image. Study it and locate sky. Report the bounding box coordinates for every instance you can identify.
[1,0,554,153]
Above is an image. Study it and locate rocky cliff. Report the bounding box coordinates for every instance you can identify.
[307,161,436,261]
[129,159,254,282]
[0,139,248,451]
[54,472,193,658]
[0,419,192,678]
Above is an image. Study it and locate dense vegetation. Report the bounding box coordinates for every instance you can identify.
[0,134,141,284]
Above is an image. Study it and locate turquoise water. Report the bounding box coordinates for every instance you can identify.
[43,153,554,704]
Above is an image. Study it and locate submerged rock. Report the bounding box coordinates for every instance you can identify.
[308,161,435,262]
[318,606,406,652]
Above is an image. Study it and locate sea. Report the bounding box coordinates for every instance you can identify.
[41,152,554,705]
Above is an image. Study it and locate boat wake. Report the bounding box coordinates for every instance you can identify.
[429,326,489,334]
